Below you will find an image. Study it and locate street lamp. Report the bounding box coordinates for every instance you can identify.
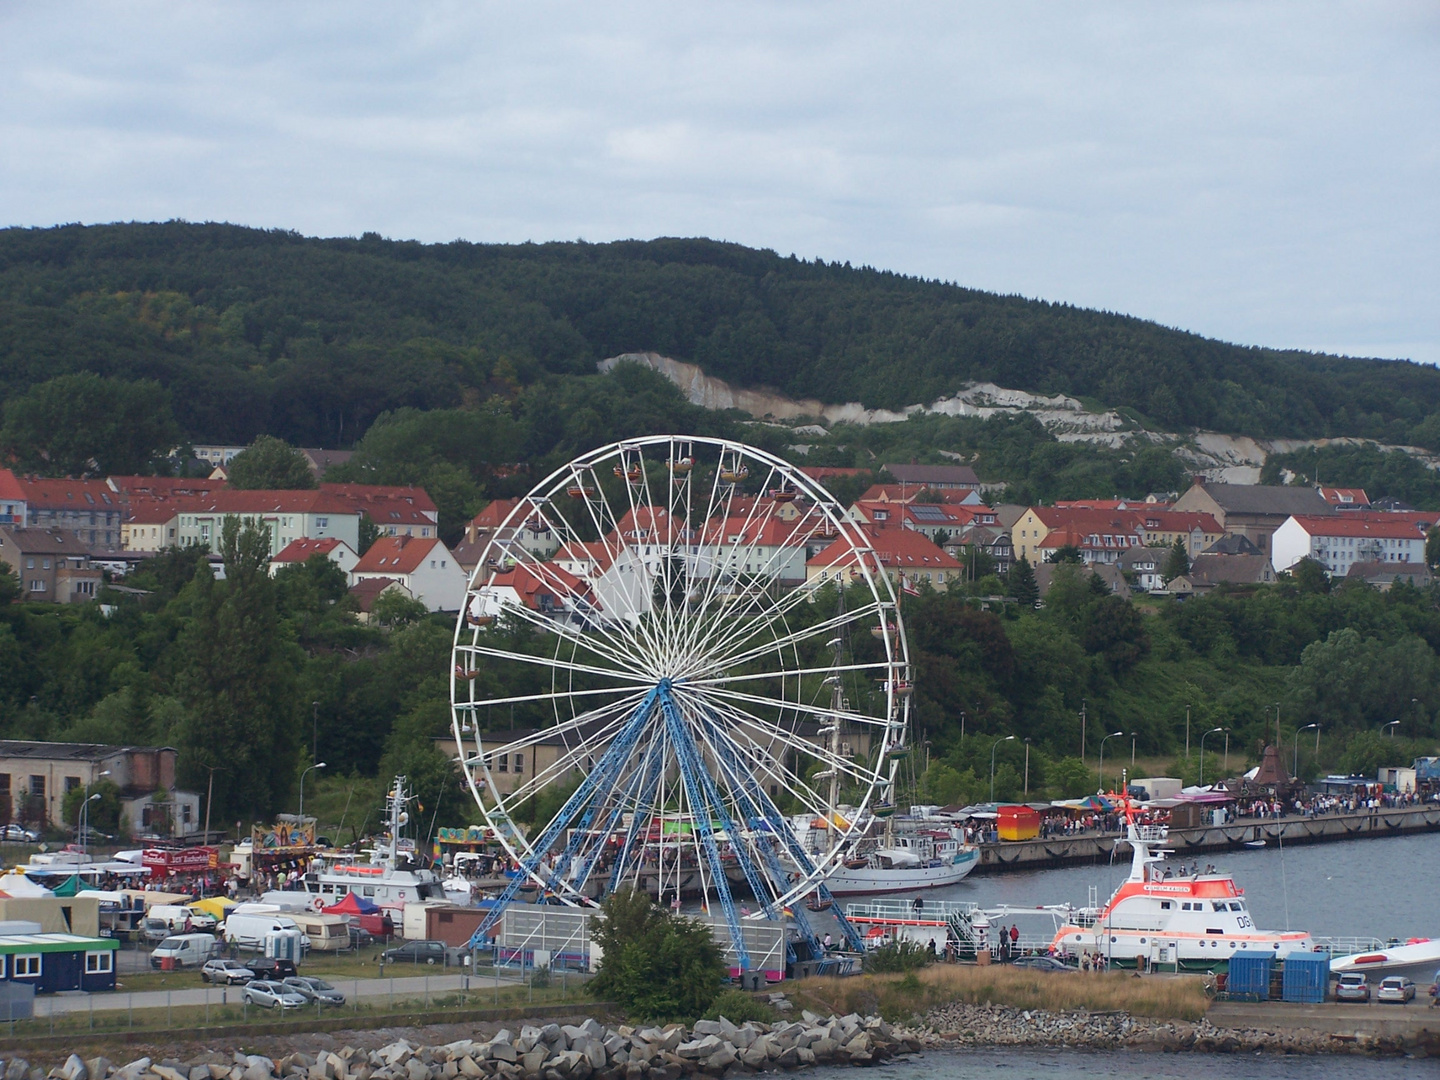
[80,793,101,858]
[1293,724,1318,778]
[299,762,327,826]
[1097,731,1123,794]
[1199,727,1225,786]
[1384,720,1400,739]
[1023,738,1031,800]
[990,736,1015,803]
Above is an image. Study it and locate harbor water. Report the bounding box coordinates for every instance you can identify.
[920,832,1440,941]
[833,1049,1433,1079]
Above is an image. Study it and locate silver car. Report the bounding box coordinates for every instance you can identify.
[243,980,307,1009]
[283,976,345,1006]
[201,959,254,985]
[1377,976,1416,1004]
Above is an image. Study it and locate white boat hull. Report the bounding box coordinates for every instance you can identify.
[1331,940,1440,982]
[824,849,978,896]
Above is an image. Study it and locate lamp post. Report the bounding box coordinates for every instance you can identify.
[1130,732,1137,769]
[201,763,226,846]
[299,762,327,826]
[990,736,1015,803]
[1079,700,1087,763]
[1200,727,1224,786]
[1097,731,1123,794]
[1384,720,1400,739]
[1023,738,1031,800]
[1293,724,1318,778]
[311,700,320,764]
[1185,704,1191,760]
[79,793,101,858]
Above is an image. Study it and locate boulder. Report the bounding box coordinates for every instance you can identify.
[489,1048,517,1067]
[520,1052,546,1078]
[537,1028,564,1051]
[809,1039,836,1060]
[403,1062,429,1080]
[689,1022,722,1038]
[737,1047,766,1072]
[699,1048,734,1073]
[60,1059,87,1080]
[674,1040,718,1063]
[517,1031,543,1056]
[86,1062,110,1080]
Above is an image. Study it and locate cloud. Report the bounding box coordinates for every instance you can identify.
[0,1,1435,363]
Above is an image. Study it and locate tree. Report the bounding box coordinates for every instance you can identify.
[0,373,181,476]
[1008,557,1039,607]
[1161,538,1190,584]
[62,778,122,836]
[227,436,317,489]
[1427,526,1440,571]
[1290,557,1331,595]
[0,563,18,606]
[589,888,726,1023]
[1046,545,1084,565]
[173,517,302,818]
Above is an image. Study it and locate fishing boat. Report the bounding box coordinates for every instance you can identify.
[823,827,979,896]
[1047,800,1315,971]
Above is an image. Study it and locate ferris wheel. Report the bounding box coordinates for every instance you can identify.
[452,436,911,950]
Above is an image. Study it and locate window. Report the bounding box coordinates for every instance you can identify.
[316,517,328,528]
[42,559,50,570]
[497,755,507,773]
[0,775,8,796]
[29,776,44,799]
[29,580,44,592]
[25,558,33,569]
[64,776,80,794]
[14,954,40,977]
[85,951,112,973]
[0,955,6,977]
[513,754,524,773]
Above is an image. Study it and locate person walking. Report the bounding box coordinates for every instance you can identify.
[1009,923,1020,955]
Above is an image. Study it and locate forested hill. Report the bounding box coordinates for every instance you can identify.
[3,221,1439,450]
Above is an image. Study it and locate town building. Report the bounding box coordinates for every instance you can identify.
[1317,487,1370,510]
[351,535,467,612]
[1270,512,1436,576]
[0,527,102,603]
[17,478,124,550]
[268,537,359,578]
[320,484,438,538]
[881,463,981,491]
[171,491,360,556]
[0,471,28,530]
[942,524,1013,577]
[805,525,961,592]
[346,577,412,623]
[463,499,559,560]
[1345,561,1433,590]
[0,742,198,834]
[1172,480,1332,556]
[119,499,181,553]
[299,449,353,477]
[191,445,248,468]
[1032,562,1131,600]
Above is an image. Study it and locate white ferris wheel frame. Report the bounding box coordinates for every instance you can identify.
[449,435,912,916]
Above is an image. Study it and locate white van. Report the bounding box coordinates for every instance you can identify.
[224,911,300,952]
[151,933,221,969]
[149,904,218,933]
[289,912,350,952]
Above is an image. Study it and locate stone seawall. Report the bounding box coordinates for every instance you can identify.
[976,805,1440,874]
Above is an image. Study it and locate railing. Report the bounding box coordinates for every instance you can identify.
[1313,936,1386,958]
[845,898,978,922]
[1133,825,1169,843]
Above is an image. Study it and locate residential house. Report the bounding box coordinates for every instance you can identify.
[119,499,181,553]
[191,445,247,468]
[1118,547,1166,592]
[1172,479,1332,556]
[0,471,28,529]
[805,525,961,592]
[1168,554,1277,594]
[268,537,358,578]
[468,562,594,629]
[351,535,467,612]
[0,741,198,834]
[320,484,438,539]
[106,476,223,499]
[1318,487,1370,511]
[1271,512,1436,576]
[0,527,102,603]
[1033,562,1131,600]
[1133,511,1223,558]
[347,577,412,624]
[18,478,124,550]
[1202,533,1263,556]
[299,449,353,477]
[701,516,815,586]
[462,499,559,561]
[881,463,981,491]
[942,523,1013,577]
[1053,498,1172,510]
[172,491,361,556]
[1345,561,1433,590]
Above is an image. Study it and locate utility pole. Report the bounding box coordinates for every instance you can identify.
[202,763,225,846]
[1079,700,1087,763]
[1024,739,1031,800]
[1185,705,1191,760]
[311,701,320,764]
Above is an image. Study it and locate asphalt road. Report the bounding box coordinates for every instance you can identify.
[37,970,528,1016]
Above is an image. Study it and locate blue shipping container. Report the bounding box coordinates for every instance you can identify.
[1227,950,1275,998]
[1282,951,1330,1004]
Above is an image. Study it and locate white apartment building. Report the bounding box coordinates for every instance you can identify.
[1270,513,1435,576]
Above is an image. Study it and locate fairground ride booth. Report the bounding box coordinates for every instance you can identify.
[249,818,321,885]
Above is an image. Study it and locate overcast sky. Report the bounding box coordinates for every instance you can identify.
[3,2,1436,365]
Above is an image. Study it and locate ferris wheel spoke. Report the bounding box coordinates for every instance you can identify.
[458,641,652,685]
[686,682,895,729]
[453,682,646,713]
[476,579,644,674]
[488,712,639,810]
[466,689,648,763]
[703,600,887,672]
[683,659,894,690]
[588,468,669,659]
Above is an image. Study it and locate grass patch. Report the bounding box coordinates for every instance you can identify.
[795,964,1209,1024]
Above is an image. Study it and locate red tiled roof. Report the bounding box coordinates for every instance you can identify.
[107,476,223,498]
[807,525,961,569]
[489,563,591,610]
[17,476,120,508]
[272,537,347,563]
[701,516,820,547]
[0,470,28,503]
[348,576,404,611]
[353,534,443,575]
[1318,487,1370,506]
[320,483,437,514]
[1285,513,1435,539]
[123,497,185,525]
[470,499,521,530]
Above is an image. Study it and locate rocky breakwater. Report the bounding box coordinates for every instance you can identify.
[5,1013,922,1080]
[919,1002,1392,1055]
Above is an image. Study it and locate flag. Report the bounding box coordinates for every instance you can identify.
[901,575,920,597]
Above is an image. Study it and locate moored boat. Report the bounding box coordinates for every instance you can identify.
[824,828,979,896]
[1330,937,1440,982]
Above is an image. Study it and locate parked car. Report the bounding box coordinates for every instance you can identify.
[283,976,345,1006]
[245,957,299,981]
[1377,976,1416,1004]
[201,959,255,985]
[381,939,448,966]
[1011,955,1071,972]
[151,934,221,969]
[142,918,171,945]
[2,824,39,843]
[347,925,374,951]
[1335,973,1371,1002]
[243,980,307,1010]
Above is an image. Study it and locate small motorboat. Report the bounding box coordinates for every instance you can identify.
[805,894,833,912]
[1242,839,1267,849]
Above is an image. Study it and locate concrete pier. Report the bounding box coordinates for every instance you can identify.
[973,804,1440,874]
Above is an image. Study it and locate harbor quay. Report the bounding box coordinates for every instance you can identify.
[971,803,1440,873]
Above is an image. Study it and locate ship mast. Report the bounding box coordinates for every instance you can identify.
[380,775,410,872]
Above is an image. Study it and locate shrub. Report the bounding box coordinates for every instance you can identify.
[589,888,727,1023]
[702,988,776,1024]
[863,940,933,973]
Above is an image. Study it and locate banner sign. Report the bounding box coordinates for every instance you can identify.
[142,846,218,872]
[252,820,316,851]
